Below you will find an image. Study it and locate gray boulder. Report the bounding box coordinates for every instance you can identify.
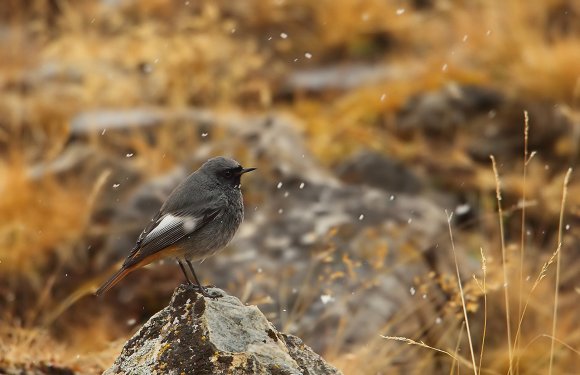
[104,285,342,375]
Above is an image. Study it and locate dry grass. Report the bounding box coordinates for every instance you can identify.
[491,155,514,373]
[381,141,577,374]
[446,209,477,374]
[0,159,90,277]
[0,324,107,374]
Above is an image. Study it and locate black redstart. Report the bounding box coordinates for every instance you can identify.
[95,156,255,297]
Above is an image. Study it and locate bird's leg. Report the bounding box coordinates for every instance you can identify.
[176,259,193,285]
[179,258,212,296]
[185,260,214,298]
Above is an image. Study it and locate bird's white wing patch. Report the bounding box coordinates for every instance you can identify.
[182,217,198,232]
[143,214,199,245]
[145,214,181,240]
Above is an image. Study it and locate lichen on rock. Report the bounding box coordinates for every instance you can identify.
[104,285,342,375]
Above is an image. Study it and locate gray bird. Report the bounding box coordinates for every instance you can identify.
[95,156,255,297]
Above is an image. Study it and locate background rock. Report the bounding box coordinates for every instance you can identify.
[335,150,423,193]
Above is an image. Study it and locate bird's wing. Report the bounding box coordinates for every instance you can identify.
[123,205,222,268]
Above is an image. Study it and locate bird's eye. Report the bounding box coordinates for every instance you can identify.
[224,170,233,178]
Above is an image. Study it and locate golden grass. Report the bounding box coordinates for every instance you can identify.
[475,247,488,375]
[381,136,577,374]
[446,209,477,374]
[0,320,124,374]
[548,168,572,374]
[0,160,89,277]
[490,155,514,373]
[0,325,68,365]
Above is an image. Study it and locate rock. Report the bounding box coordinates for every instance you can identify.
[104,285,342,375]
[280,62,422,95]
[395,84,569,164]
[466,100,569,163]
[335,150,423,193]
[397,83,503,135]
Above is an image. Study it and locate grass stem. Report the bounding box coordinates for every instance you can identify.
[548,168,572,374]
[490,155,513,374]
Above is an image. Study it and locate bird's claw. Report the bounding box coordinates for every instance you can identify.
[197,285,222,299]
[181,282,221,298]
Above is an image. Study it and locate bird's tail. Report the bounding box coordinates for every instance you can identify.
[95,267,132,296]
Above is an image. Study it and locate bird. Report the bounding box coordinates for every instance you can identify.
[95,156,255,297]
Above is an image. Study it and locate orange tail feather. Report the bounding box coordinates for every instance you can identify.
[95,246,181,296]
[95,267,132,296]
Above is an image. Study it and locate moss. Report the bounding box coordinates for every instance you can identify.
[158,342,172,357]
[267,364,294,375]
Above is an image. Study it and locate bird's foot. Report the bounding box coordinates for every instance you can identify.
[180,281,222,298]
[196,285,223,299]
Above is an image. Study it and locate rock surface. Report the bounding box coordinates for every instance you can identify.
[104,285,342,375]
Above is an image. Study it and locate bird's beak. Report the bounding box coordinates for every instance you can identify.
[239,167,256,175]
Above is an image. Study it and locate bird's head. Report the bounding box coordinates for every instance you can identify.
[201,156,256,188]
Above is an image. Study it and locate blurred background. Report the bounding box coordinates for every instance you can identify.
[1,0,579,373]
